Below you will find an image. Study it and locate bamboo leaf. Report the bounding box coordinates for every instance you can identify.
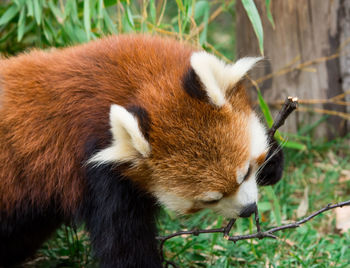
[149,0,156,24]
[43,18,53,43]
[17,6,26,41]
[97,0,103,19]
[241,0,264,55]
[26,0,34,17]
[257,88,273,127]
[44,17,57,39]
[48,0,64,23]
[199,4,209,45]
[104,0,117,7]
[102,9,118,34]
[194,0,209,20]
[0,5,19,26]
[283,140,306,150]
[125,5,135,28]
[84,0,91,40]
[265,0,275,29]
[175,0,185,12]
[33,0,41,25]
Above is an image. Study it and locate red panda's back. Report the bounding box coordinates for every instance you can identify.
[0,35,194,214]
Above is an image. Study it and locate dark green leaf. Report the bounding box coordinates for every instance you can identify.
[17,6,26,42]
[26,0,34,17]
[175,0,185,12]
[241,0,264,55]
[33,0,41,25]
[0,5,19,26]
[102,9,117,34]
[48,0,64,23]
[104,0,117,7]
[0,24,16,43]
[43,18,54,43]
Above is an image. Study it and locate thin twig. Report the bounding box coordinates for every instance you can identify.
[227,200,350,242]
[158,200,350,267]
[268,96,298,140]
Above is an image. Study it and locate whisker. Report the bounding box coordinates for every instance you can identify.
[256,139,287,178]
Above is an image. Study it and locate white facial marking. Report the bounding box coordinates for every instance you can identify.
[213,175,258,218]
[236,162,250,184]
[198,191,223,202]
[190,51,261,107]
[153,188,193,214]
[250,113,268,158]
[88,104,151,165]
[214,113,267,218]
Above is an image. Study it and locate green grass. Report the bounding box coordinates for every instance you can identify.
[24,135,350,267]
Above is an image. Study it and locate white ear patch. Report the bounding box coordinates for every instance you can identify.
[88,104,151,165]
[190,51,261,107]
[224,57,263,88]
[190,52,227,106]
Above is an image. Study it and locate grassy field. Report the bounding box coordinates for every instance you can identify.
[23,134,350,268]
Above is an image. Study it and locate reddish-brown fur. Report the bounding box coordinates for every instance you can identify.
[0,35,252,216]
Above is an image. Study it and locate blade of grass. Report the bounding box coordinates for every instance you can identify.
[33,0,41,25]
[26,0,34,17]
[0,4,19,26]
[17,6,26,41]
[103,9,118,34]
[84,0,91,40]
[149,0,156,24]
[265,186,282,225]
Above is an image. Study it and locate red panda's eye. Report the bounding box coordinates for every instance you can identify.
[242,165,252,183]
[201,199,220,205]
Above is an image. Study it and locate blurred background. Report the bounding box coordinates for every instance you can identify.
[0,0,349,267]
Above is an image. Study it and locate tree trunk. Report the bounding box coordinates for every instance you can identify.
[236,0,349,139]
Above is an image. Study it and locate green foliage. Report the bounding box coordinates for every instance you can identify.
[0,0,231,55]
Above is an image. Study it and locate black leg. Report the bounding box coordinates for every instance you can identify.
[0,204,63,267]
[81,163,162,268]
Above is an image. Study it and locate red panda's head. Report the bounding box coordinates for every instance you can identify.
[89,51,282,219]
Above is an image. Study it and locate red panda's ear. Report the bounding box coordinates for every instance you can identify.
[88,104,151,165]
[190,51,261,107]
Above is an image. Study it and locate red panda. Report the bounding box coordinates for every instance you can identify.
[0,35,283,267]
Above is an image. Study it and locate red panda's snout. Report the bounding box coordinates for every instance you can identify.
[89,51,270,218]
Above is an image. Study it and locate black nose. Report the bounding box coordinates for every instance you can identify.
[239,203,257,218]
